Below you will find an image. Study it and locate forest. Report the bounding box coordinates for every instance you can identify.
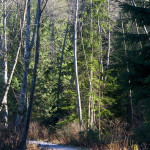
[0,0,150,149]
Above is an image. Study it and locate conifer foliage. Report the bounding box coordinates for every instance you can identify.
[0,0,150,149]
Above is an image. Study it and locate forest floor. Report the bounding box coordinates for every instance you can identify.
[27,140,87,150]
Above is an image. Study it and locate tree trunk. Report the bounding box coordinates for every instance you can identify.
[105,0,111,83]
[90,0,94,129]
[131,0,149,46]
[0,0,27,116]
[121,18,133,129]
[98,15,101,139]
[0,33,2,59]
[16,0,31,131]
[2,0,8,127]
[74,0,83,130]
[50,0,55,71]
[106,0,110,69]
[80,22,93,128]
[16,0,39,130]
[17,1,41,149]
[57,17,69,100]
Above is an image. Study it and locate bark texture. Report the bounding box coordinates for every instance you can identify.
[74,0,83,130]
[17,0,41,149]
[2,0,8,127]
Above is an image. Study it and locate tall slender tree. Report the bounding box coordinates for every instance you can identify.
[0,0,28,116]
[74,0,83,130]
[2,0,8,127]
[16,0,39,130]
[57,17,69,100]
[98,14,101,139]
[17,0,48,148]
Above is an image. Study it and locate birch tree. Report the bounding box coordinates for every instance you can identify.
[106,0,110,69]
[15,0,31,130]
[16,0,39,130]
[98,13,101,139]
[0,0,28,118]
[17,0,48,149]
[90,0,94,128]
[2,0,8,127]
[74,0,83,130]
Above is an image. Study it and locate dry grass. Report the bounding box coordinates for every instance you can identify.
[28,122,49,140]
[27,121,138,150]
[52,122,80,144]
[0,120,139,150]
[108,143,127,150]
[108,143,139,150]
[27,144,41,150]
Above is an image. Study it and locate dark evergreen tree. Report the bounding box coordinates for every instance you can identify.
[113,1,150,147]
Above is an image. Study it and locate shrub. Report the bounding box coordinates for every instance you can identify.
[53,122,80,145]
[133,122,150,149]
[78,129,100,148]
[0,123,18,150]
[28,122,49,140]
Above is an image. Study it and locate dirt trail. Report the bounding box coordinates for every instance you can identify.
[28,140,82,150]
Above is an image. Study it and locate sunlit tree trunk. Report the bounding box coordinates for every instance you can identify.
[2,0,8,127]
[90,0,94,129]
[105,0,111,85]
[0,1,27,116]
[74,0,83,130]
[0,34,2,65]
[0,18,2,62]
[131,0,148,46]
[16,0,31,131]
[98,14,101,139]
[106,0,110,69]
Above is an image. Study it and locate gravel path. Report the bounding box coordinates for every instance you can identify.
[28,141,81,150]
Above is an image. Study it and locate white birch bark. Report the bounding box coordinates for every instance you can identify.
[74,0,83,130]
[0,34,2,66]
[105,0,111,84]
[16,0,41,130]
[17,1,48,148]
[106,0,110,69]
[2,0,8,127]
[0,1,28,122]
[17,1,41,149]
[98,15,101,139]
[15,0,30,130]
[90,0,94,129]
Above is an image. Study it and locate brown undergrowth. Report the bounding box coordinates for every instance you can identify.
[27,144,41,150]
[28,122,49,140]
[27,121,136,150]
[0,123,19,150]
[0,120,139,150]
